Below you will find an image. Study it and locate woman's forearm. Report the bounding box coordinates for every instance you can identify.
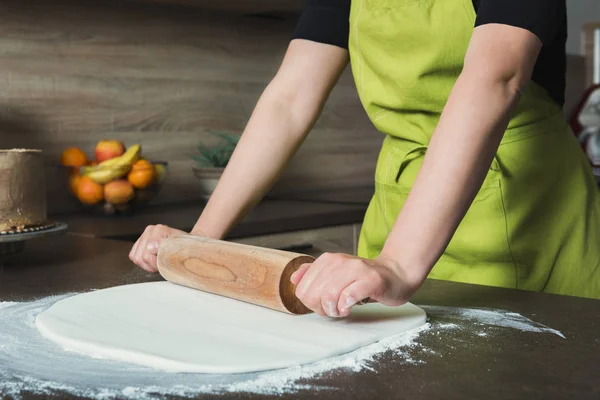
[191,83,318,239]
[190,40,348,240]
[379,72,521,284]
[379,24,542,287]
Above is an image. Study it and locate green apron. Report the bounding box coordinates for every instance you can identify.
[350,0,600,299]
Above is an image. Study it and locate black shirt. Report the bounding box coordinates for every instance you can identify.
[293,0,567,107]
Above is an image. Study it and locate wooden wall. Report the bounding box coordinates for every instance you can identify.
[0,0,380,214]
[0,0,590,215]
[140,0,304,13]
[583,22,599,86]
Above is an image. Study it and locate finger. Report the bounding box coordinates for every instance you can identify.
[320,272,359,318]
[133,235,148,265]
[312,257,361,318]
[131,236,146,266]
[290,263,311,285]
[294,263,321,299]
[337,279,376,317]
[321,287,344,318]
[299,254,355,317]
[298,257,353,317]
[133,227,153,268]
[147,241,160,255]
[141,252,158,272]
[129,239,139,261]
[155,225,172,238]
[129,231,145,260]
[137,246,157,272]
[295,253,335,298]
[312,305,327,317]
[295,263,328,316]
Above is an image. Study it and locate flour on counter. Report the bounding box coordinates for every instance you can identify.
[420,306,566,339]
[0,295,565,399]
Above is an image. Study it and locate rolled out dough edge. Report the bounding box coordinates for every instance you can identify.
[35,283,427,374]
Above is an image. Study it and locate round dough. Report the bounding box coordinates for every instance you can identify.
[36,282,426,374]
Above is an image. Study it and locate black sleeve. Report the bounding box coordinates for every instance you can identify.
[292,0,350,49]
[475,0,566,45]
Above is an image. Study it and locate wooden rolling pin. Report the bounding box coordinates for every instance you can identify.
[157,235,315,314]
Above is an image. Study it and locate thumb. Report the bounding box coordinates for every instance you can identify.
[290,263,311,286]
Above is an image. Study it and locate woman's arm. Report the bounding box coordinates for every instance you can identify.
[129,39,349,271]
[380,24,542,283]
[293,24,544,317]
[192,39,349,239]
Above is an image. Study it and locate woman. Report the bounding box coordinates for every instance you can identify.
[130,0,600,316]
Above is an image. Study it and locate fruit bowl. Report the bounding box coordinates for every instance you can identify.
[59,142,168,216]
[63,160,168,217]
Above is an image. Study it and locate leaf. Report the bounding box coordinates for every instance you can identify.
[189,129,240,168]
[207,130,240,147]
[197,147,214,162]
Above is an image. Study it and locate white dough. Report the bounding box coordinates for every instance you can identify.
[36,282,426,374]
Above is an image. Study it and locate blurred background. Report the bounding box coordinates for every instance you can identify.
[0,0,598,215]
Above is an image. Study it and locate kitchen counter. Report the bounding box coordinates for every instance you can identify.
[1,235,598,400]
[55,199,369,241]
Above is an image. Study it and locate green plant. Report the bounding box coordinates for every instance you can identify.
[192,129,240,168]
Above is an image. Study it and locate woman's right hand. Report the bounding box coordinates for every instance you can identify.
[129,224,188,272]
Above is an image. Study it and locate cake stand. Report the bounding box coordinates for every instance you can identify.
[0,222,68,256]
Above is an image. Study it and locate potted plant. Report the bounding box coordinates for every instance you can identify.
[191,129,240,199]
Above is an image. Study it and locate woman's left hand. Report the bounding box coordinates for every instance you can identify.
[290,252,420,318]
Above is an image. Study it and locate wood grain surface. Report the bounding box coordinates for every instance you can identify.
[138,0,304,13]
[3,0,584,217]
[157,235,314,314]
[583,22,599,86]
[0,0,380,214]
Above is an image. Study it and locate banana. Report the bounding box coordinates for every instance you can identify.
[82,144,141,184]
[154,163,167,184]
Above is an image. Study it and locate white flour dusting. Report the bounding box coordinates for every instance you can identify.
[420,306,566,339]
[0,295,565,399]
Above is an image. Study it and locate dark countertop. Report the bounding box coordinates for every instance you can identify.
[1,235,598,400]
[54,198,369,241]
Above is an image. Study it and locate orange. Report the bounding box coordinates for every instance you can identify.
[68,173,81,196]
[104,180,135,205]
[76,176,104,205]
[128,159,156,189]
[60,147,88,168]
